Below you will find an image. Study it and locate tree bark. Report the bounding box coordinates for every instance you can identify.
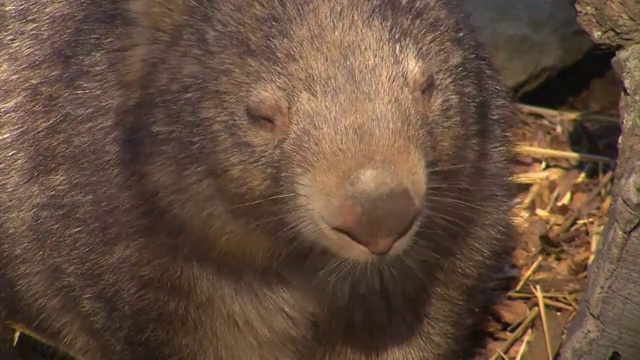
[559,1,640,359]
[573,0,640,48]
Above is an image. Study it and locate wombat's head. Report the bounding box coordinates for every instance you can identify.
[134,1,510,267]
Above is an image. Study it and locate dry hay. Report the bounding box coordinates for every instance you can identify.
[476,100,620,360]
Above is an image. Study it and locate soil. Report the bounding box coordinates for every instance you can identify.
[475,49,621,360]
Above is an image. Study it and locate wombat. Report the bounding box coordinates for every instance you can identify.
[0,0,516,359]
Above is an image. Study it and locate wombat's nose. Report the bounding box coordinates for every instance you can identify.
[325,169,420,255]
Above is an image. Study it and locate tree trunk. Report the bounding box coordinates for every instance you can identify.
[558,1,640,359]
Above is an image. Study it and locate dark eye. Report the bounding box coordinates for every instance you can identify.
[412,71,437,113]
[246,89,289,136]
[248,113,276,131]
[419,74,436,102]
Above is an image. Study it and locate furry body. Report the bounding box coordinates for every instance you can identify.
[0,1,515,359]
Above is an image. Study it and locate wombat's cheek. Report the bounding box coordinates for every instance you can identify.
[293,166,426,262]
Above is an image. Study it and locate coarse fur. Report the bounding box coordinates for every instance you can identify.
[0,0,517,359]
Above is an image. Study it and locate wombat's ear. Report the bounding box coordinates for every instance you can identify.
[411,70,436,114]
[246,89,290,137]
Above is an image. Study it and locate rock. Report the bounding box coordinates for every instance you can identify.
[575,0,640,47]
[462,0,594,96]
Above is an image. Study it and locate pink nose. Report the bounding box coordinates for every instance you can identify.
[323,169,419,255]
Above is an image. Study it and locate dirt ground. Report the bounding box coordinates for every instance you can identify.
[475,56,621,360]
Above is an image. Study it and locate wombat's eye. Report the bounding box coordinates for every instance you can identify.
[419,74,436,102]
[249,114,276,130]
[246,90,289,137]
[412,70,436,113]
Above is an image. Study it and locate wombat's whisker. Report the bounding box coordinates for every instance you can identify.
[427,196,486,211]
[414,227,445,237]
[427,183,501,191]
[273,220,303,242]
[247,213,290,228]
[427,162,498,172]
[227,193,297,210]
[424,210,470,229]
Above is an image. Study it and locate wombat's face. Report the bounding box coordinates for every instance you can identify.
[142,3,483,265]
[243,74,431,263]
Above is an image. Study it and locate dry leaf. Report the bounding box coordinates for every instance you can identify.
[493,301,530,325]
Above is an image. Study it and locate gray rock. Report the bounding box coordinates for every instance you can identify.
[462,0,594,96]
[576,0,640,47]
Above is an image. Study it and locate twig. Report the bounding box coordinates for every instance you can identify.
[515,331,531,360]
[508,292,573,300]
[553,227,586,243]
[489,307,541,360]
[517,104,620,124]
[541,299,575,312]
[548,171,614,238]
[514,256,543,292]
[518,183,541,210]
[516,144,616,165]
[507,292,576,312]
[533,285,553,360]
[511,171,550,184]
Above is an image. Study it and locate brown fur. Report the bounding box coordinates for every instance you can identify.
[0,0,517,359]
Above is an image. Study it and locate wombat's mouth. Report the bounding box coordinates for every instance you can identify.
[313,212,421,263]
